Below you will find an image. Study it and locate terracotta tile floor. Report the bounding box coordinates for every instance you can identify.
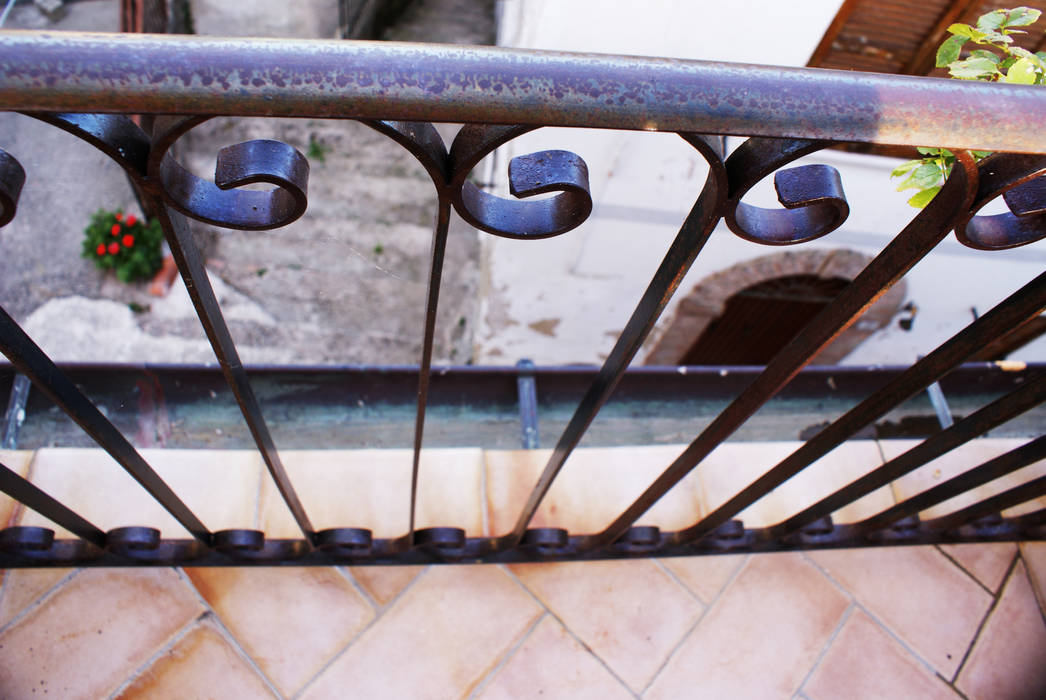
[0,440,1044,699]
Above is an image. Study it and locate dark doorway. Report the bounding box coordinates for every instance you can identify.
[681,275,850,365]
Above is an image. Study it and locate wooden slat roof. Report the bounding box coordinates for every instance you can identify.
[808,0,1046,155]
[809,0,1046,76]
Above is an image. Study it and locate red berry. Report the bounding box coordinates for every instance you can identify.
[114,213,122,221]
[125,214,137,227]
[107,242,119,255]
[111,224,120,236]
[96,243,106,256]
[122,234,135,247]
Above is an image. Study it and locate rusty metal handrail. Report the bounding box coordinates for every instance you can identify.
[0,31,1042,567]
[1,31,1046,151]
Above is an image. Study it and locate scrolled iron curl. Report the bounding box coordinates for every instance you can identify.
[955,153,1046,250]
[722,137,849,245]
[8,113,595,240]
[447,124,592,239]
[0,147,25,228]
[360,120,593,240]
[148,115,309,231]
[5,113,1046,254]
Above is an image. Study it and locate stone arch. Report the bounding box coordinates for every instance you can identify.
[643,249,907,365]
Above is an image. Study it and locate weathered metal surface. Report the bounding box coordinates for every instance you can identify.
[515,359,539,449]
[0,32,1045,152]
[0,32,1042,566]
[3,363,1041,449]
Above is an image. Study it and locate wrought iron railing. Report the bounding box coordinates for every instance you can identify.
[0,31,1043,566]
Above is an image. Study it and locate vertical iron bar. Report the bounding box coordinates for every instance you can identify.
[155,203,315,542]
[0,461,107,547]
[507,135,726,544]
[855,434,1046,535]
[926,474,1046,532]
[676,269,1046,542]
[594,156,977,548]
[0,307,210,542]
[2,372,30,449]
[408,198,452,542]
[516,358,539,449]
[768,372,1046,539]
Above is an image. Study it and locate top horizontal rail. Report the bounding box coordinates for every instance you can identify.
[0,31,1045,152]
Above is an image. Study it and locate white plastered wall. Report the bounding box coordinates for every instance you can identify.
[472,0,1046,366]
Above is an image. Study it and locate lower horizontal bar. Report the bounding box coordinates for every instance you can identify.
[2,518,1040,568]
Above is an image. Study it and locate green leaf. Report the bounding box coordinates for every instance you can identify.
[948,23,980,39]
[907,186,942,208]
[912,163,944,189]
[948,56,1000,79]
[971,150,994,160]
[894,171,921,192]
[1003,7,1041,27]
[1005,56,1040,84]
[977,10,1008,30]
[890,159,924,177]
[969,49,1001,63]
[897,163,945,191]
[970,29,1012,46]
[915,147,943,156]
[936,34,967,66]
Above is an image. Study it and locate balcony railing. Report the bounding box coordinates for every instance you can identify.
[0,31,1043,566]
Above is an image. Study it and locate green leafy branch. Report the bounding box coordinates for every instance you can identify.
[891,6,1045,207]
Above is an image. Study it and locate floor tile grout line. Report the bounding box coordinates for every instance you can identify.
[858,597,965,693]
[651,558,705,606]
[950,552,1021,686]
[1021,550,1046,625]
[934,544,1000,597]
[794,602,855,697]
[637,600,709,697]
[104,610,200,700]
[1020,547,1046,629]
[0,568,80,638]
[801,551,948,681]
[799,551,855,603]
[363,564,431,613]
[292,565,435,700]
[333,566,380,613]
[202,610,286,699]
[499,564,640,699]
[465,610,547,700]
[171,567,286,698]
[639,554,751,696]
